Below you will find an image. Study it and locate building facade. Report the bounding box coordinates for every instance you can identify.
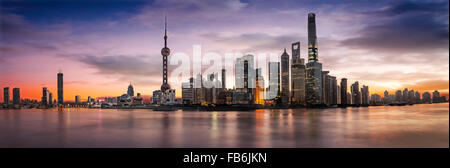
[305,13,323,106]
[290,42,306,105]
[3,87,9,105]
[13,88,20,105]
[280,49,290,105]
[267,62,280,100]
[57,72,63,105]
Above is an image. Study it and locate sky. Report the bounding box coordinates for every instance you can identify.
[0,0,449,101]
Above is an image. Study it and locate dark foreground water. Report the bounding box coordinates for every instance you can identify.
[0,103,448,148]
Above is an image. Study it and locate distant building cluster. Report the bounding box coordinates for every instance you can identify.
[177,13,448,107]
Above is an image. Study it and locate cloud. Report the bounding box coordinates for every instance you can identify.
[341,1,449,53]
[74,54,162,77]
[200,32,302,52]
[348,71,446,83]
[132,0,248,28]
[403,79,450,91]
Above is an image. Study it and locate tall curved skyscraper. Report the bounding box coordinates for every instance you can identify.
[308,13,318,62]
[305,13,323,106]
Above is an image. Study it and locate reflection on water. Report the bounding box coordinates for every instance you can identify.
[0,103,448,148]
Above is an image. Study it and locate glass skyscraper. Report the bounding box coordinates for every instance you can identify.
[305,13,323,106]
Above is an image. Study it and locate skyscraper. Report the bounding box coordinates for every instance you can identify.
[432,90,440,103]
[127,83,134,97]
[395,90,402,103]
[292,42,301,60]
[281,49,290,105]
[268,62,280,100]
[305,62,323,106]
[291,42,306,105]
[221,68,226,89]
[322,71,330,105]
[351,82,361,105]
[75,95,81,104]
[330,76,337,105]
[415,91,421,104]
[160,16,171,92]
[305,13,323,106]
[57,72,63,105]
[255,68,265,105]
[182,77,194,104]
[13,88,20,105]
[3,87,9,105]
[308,13,318,62]
[361,85,369,105]
[42,87,49,105]
[49,92,53,106]
[235,54,255,91]
[422,92,431,104]
[340,78,347,105]
[402,88,409,103]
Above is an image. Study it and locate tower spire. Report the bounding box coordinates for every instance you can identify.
[164,15,167,48]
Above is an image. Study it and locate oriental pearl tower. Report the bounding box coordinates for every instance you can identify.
[160,16,171,92]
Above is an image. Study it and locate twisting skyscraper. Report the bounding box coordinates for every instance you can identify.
[305,13,323,106]
[160,16,171,92]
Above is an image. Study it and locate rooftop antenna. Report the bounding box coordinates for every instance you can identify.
[164,13,168,48]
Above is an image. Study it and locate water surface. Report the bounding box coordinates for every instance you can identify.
[0,103,448,148]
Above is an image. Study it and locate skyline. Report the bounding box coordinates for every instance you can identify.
[1,0,449,101]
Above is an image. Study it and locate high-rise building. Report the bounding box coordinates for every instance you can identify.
[42,87,49,105]
[291,42,306,105]
[321,71,330,105]
[57,72,63,105]
[267,62,280,100]
[235,54,255,91]
[3,87,9,105]
[305,13,323,106]
[306,62,323,106]
[340,78,347,105]
[75,95,81,104]
[370,94,382,105]
[160,16,171,93]
[182,77,194,104]
[361,85,369,105]
[127,83,134,97]
[383,90,390,104]
[308,13,318,62]
[402,88,409,103]
[13,88,20,105]
[221,68,226,89]
[347,92,352,105]
[432,90,440,103]
[331,76,337,105]
[194,73,205,104]
[351,82,361,105]
[408,90,415,103]
[49,92,53,106]
[395,90,402,103]
[255,68,265,105]
[422,92,431,104]
[337,85,341,104]
[281,49,290,105]
[415,91,421,104]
